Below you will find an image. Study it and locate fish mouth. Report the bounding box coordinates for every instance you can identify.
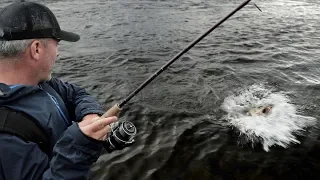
[247,105,273,116]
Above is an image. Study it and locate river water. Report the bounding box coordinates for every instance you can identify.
[2,0,320,179]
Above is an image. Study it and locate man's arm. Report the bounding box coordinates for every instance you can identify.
[0,116,116,180]
[47,77,105,122]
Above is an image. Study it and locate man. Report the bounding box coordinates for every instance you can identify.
[0,1,117,179]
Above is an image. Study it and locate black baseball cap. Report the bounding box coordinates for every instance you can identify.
[0,1,80,42]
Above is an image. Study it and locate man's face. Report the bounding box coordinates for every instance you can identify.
[38,39,59,81]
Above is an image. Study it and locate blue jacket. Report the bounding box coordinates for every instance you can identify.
[0,77,105,180]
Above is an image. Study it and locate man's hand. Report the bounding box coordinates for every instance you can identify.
[78,114,117,141]
[81,114,100,126]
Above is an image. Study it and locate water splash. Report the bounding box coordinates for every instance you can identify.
[221,84,317,152]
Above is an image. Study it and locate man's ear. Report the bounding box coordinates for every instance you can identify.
[29,40,41,61]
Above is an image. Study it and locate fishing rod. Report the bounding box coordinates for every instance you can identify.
[101,0,257,152]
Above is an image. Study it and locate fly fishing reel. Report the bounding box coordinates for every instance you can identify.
[103,121,137,153]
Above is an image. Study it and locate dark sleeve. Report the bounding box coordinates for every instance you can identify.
[0,123,103,180]
[47,77,105,122]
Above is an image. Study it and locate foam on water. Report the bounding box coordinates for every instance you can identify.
[222,84,317,152]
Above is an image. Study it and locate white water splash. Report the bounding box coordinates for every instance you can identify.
[221,84,317,152]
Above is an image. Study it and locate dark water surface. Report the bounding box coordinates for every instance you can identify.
[2,0,320,179]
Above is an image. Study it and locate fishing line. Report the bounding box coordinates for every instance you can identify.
[118,0,261,109]
[100,0,262,152]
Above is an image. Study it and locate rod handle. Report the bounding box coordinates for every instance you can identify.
[101,104,121,118]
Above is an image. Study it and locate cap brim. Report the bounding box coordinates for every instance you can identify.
[57,30,80,42]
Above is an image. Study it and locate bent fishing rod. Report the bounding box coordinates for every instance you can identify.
[100,0,256,152]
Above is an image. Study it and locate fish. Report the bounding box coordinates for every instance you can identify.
[247,105,272,116]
